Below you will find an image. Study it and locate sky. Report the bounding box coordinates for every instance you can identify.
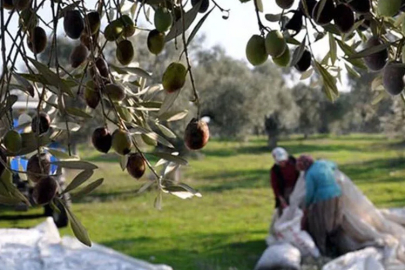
[2,0,351,91]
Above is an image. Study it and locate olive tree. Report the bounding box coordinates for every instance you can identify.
[1,0,404,245]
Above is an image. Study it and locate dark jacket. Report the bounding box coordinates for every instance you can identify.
[270,156,300,210]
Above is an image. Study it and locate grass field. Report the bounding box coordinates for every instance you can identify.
[1,134,405,269]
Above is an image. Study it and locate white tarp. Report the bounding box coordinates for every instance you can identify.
[0,218,172,270]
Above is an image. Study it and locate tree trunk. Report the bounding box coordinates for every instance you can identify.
[268,135,278,149]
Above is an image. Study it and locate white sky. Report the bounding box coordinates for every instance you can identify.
[2,0,351,91]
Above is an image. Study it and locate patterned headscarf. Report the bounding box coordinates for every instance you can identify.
[296,154,314,171]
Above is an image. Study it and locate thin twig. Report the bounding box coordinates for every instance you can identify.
[1,3,9,100]
[212,0,230,14]
[180,1,200,118]
[253,0,271,35]
[134,0,146,26]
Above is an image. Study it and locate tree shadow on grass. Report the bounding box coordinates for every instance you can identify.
[100,233,266,270]
[340,157,405,184]
[202,142,367,158]
[198,169,269,192]
[0,213,44,220]
[293,135,386,142]
[378,197,405,207]
[72,187,153,203]
[198,156,405,193]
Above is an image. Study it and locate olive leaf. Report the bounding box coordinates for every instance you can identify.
[141,133,158,146]
[285,37,301,45]
[165,0,202,42]
[51,122,81,131]
[49,200,61,214]
[254,0,263,12]
[187,7,214,47]
[0,170,30,206]
[335,38,355,55]
[66,107,93,119]
[158,110,188,122]
[345,64,360,79]
[162,183,202,199]
[130,126,174,148]
[321,52,330,66]
[46,148,79,160]
[329,33,337,65]
[130,2,137,18]
[136,101,162,109]
[371,76,383,91]
[110,65,152,80]
[300,0,310,17]
[51,161,98,170]
[300,68,313,80]
[136,180,156,195]
[27,57,74,97]
[372,91,386,105]
[149,152,188,165]
[347,42,391,59]
[157,123,177,139]
[18,133,52,156]
[154,191,162,210]
[120,154,129,171]
[61,199,92,247]
[0,95,18,120]
[345,19,365,39]
[62,170,94,194]
[71,178,104,198]
[315,0,327,22]
[343,57,367,70]
[13,73,34,97]
[314,61,339,102]
[322,24,341,36]
[134,84,163,97]
[314,32,326,42]
[158,91,181,116]
[290,37,306,67]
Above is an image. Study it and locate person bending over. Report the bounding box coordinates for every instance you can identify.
[296,154,343,257]
[270,147,300,216]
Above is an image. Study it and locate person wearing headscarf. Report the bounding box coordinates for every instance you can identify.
[270,147,300,216]
[296,154,343,256]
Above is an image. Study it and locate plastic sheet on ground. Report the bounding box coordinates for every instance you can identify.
[0,218,172,270]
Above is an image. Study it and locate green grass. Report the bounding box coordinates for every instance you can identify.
[1,134,405,269]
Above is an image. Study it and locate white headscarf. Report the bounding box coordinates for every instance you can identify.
[271,147,288,164]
